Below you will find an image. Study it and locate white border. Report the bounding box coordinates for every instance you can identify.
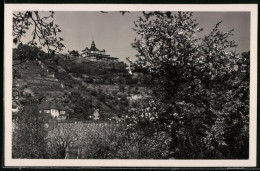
[4,4,258,167]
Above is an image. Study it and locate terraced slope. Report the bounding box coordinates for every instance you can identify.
[13,60,64,92]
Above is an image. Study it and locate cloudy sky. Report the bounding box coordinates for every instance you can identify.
[20,11,250,62]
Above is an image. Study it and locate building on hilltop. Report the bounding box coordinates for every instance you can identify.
[39,99,68,120]
[81,41,119,62]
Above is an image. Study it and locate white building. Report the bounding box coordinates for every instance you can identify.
[81,41,118,61]
[39,100,67,120]
[93,109,100,120]
[12,101,22,113]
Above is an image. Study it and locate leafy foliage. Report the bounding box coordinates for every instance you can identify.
[12,11,249,159]
[128,11,249,159]
[13,43,43,65]
[13,11,65,54]
[12,101,49,158]
[69,50,79,57]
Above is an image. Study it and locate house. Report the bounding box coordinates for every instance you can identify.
[39,100,51,114]
[56,102,67,120]
[129,94,143,101]
[12,101,22,113]
[23,88,34,97]
[39,100,68,120]
[12,89,20,100]
[50,101,60,118]
[47,73,55,78]
[82,74,89,78]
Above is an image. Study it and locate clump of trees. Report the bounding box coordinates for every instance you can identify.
[12,100,49,158]
[13,11,65,67]
[68,92,93,120]
[126,11,249,159]
[68,50,79,57]
[13,43,44,65]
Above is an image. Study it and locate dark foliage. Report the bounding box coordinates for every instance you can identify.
[127,11,249,159]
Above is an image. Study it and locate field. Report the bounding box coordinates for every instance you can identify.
[46,121,170,159]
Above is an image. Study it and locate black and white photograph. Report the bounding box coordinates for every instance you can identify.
[4,4,257,167]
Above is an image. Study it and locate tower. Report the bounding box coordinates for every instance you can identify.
[91,40,96,49]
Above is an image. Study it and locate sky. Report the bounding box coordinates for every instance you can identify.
[20,11,250,62]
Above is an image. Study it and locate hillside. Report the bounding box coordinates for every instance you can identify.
[12,51,150,121]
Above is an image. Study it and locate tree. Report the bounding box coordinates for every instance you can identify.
[13,43,42,65]
[12,101,48,158]
[119,84,125,92]
[219,51,250,158]
[127,11,249,159]
[13,11,65,56]
[69,50,79,57]
[69,92,93,120]
[47,123,85,158]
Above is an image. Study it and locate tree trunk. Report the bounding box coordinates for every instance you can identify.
[169,123,179,158]
[57,147,66,159]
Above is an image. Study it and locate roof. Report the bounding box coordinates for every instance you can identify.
[50,101,59,109]
[57,101,66,111]
[109,57,119,60]
[83,41,101,52]
[13,88,20,94]
[89,46,99,52]
[39,99,67,111]
[39,100,51,110]
[89,41,100,51]
[12,101,20,108]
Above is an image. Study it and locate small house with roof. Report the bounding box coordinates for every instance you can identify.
[12,101,22,113]
[39,100,68,120]
[50,101,60,118]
